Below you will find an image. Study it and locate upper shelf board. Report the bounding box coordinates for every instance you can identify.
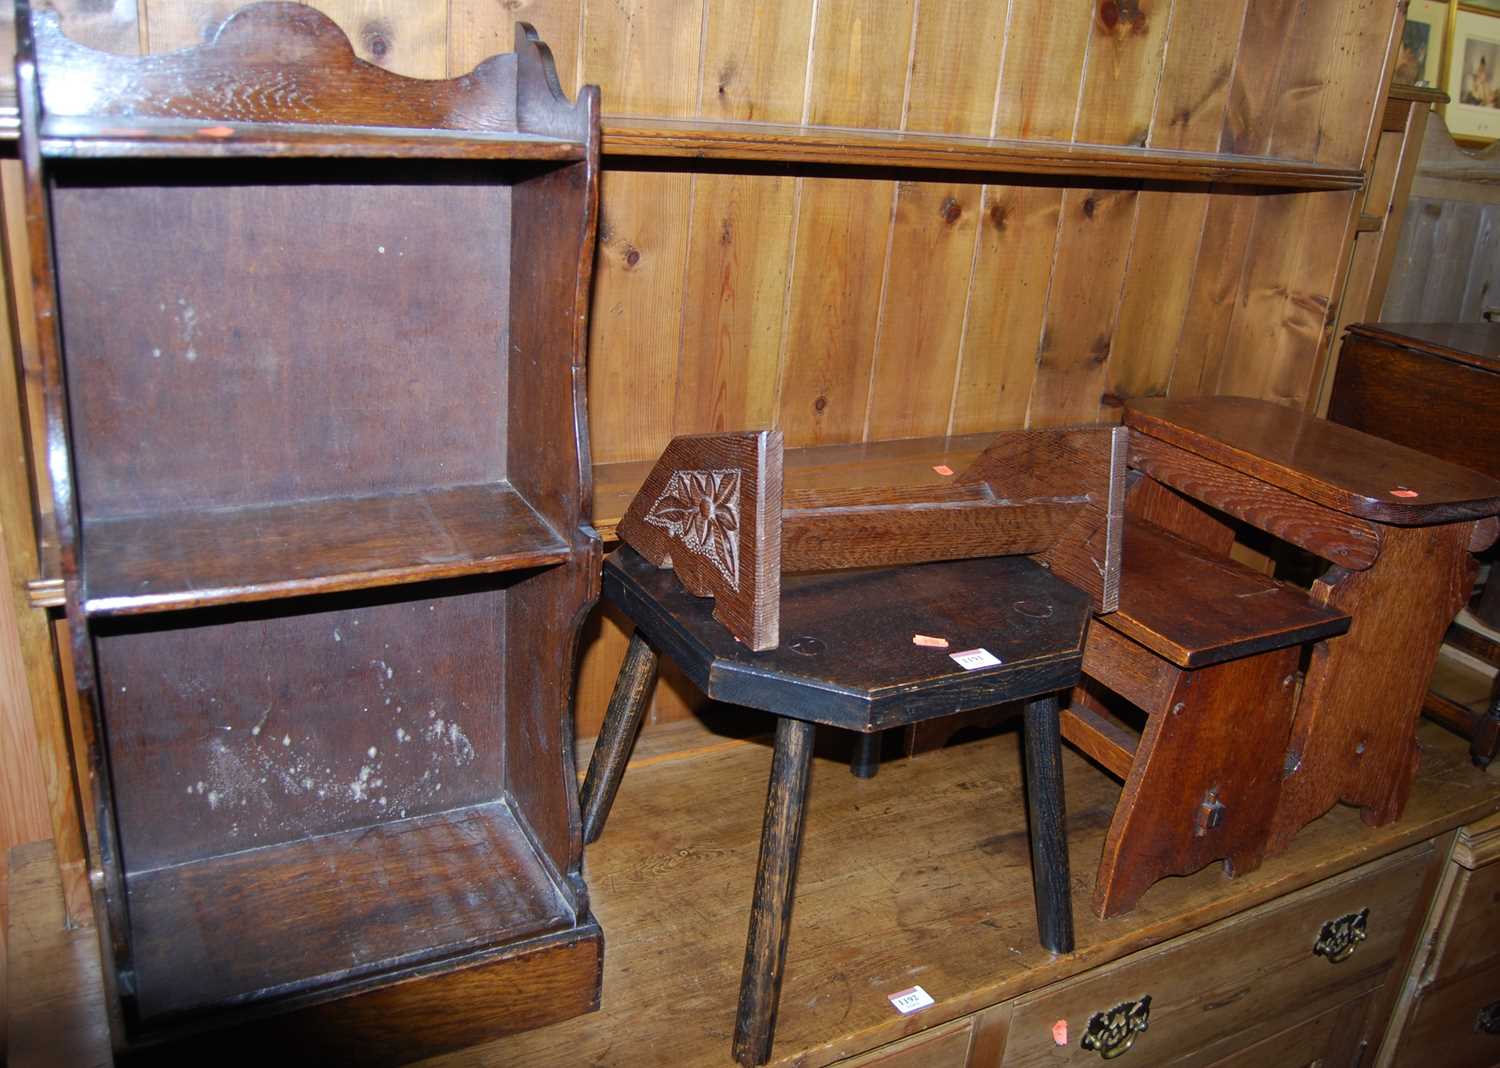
[600,116,1367,190]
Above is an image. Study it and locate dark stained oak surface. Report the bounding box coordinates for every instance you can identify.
[127,799,572,1020]
[603,547,1089,730]
[1104,520,1350,669]
[1346,321,1500,373]
[81,483,568,615]
[1126,396,1500,524]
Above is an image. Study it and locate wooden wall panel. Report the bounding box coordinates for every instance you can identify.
[949,184,1061,435]
[1073,0,1173,147]
[1148,0,1247,152]
[777,178,895,447]
[700,0,812,122]
[1169,192,1258,396]
[992,0,1093,141]
[671,173,796,435]
[1027,186,1137,425]
[580,0,705,117]
[905,0,1006,136]
[1220,0,1298,155]
[1106,190,1208,409]
[587,170,694,464]
[865,182,982,440]
[805,0,916,129]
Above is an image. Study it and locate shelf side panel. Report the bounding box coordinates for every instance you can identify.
[51,167,511,520]
[95,583,506,873]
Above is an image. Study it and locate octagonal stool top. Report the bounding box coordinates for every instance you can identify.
[603,545,1092,733]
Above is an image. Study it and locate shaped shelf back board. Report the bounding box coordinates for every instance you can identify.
[17,1,605,1059]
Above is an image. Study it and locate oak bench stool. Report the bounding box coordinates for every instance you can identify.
[1063,516,1351,918]
[579,546,1090,1066]
[1124,396,1500,855]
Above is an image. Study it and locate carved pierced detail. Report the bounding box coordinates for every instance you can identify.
[643,469,742,590]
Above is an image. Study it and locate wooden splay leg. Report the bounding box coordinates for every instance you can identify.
[1269,524,1475,855]
[579,631,659,844]
[1023,695,1074,954]
[1092,649,1299,920]
[850,729,881,778]
[733,717,816,1067]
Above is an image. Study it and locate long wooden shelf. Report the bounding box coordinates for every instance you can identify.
[80,482,570,616]
[601,116,1366,190]
[126,799,572,1021]
[39,115,586,161]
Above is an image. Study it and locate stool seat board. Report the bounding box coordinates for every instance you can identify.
[1103,521,1351,669]
[602,547,1089,731]
[1125,396,1500,525]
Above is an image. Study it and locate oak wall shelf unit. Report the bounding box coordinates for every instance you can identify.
[14,2,603,1060]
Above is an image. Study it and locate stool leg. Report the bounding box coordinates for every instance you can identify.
[850,729,881,778]
[733,717,816,1067]
[1023,694,1074,954]
[579,631,658,845]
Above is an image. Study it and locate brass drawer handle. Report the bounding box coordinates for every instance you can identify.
[1081,995,1151,1059]
[1313,908,1369,963]
[1477,1001,1500,1035]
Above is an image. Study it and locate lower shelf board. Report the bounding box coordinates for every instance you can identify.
[125,799,574,1022]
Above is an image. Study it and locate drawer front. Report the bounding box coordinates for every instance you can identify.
[842,1019,974,1067]
[1392,957,1500,1068]
[1197,989,1374,1068]
[1001,843,1433,1066]
[1432,859,1500,985]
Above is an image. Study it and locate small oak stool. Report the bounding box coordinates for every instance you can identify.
[1064,517,1351,918]
[580,547,1089,1066]
[1125,396,1500,855]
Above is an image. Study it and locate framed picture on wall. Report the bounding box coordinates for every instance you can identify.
[1397,0,1449,86]
[1445,6,1500,143]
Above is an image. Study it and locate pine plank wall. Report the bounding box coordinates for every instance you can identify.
[0,0,1404,956]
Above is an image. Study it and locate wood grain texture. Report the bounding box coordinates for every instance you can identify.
[1167,191,1258,397]
[865,181,982,440]
[1073,0,1172,147]
[804,0,915,129]
[699,0,812,122]
[1270,522,1480,853]
[1219,0,1297,155]
[672,173,796,436]
[448,0,580,92]
[1105,189,1209,410]
[588,169,694,464]
[1102,519,1349,669]
[1021,694,1074,953]
[1027,186,1137,426]
[616,431,784,651]
[579,0,704,117]
[993,0,1092,141]
[1127,396,1500,525]
[904,0,1005,136]
[1128,432,1383,571]
[733,715,816,1066]
[1147,0,1246,152]
[304,0,448,78]
[948,184,1061,435]
[1091,646,1302,918]
[777,178,894,447]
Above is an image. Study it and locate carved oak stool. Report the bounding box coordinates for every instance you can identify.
[1124,396,1500,856]
[580,547,1089,1066]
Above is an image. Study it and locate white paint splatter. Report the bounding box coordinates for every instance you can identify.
[282,734,291,747]
[207,790,220,809]
[367,746,378,759]
[396,728,408,743]
[349,765,374,801]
